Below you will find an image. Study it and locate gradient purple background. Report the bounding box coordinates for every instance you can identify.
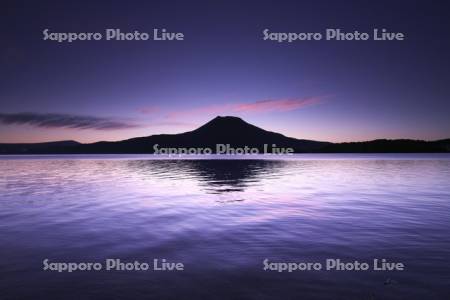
[1,0,449,143]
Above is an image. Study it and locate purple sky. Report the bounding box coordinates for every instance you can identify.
[1,0,449,143]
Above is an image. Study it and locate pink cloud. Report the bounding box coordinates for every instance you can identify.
[166,97,322,119]
[138,106,160,115]
[234,97,321,113]
[148,121,197,127]
[166,104,233,119]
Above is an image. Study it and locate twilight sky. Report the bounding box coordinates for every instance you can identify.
[1,0,449,143]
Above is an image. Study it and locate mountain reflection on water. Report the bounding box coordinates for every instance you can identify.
[127,159,287,195]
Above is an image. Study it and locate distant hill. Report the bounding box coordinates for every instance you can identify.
[319,139,450,153]
[0,140,81,154]
[0,116,449,154]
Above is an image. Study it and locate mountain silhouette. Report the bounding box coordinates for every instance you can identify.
[74,116,329,153]
[0,116,449,154]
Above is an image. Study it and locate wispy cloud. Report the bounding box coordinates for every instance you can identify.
[166,97,322,119]
[166,104,233,119]
[138,106,160,115]
[147,120,197,127]
[234,97,320,112]
[0,112,140,130]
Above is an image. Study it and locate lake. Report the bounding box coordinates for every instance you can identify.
[0,154,449,299]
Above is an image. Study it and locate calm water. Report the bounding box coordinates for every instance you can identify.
[0,154,449,300]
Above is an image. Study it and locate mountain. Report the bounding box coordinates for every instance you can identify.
[0,116,449,154]
[67,116,330,153]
